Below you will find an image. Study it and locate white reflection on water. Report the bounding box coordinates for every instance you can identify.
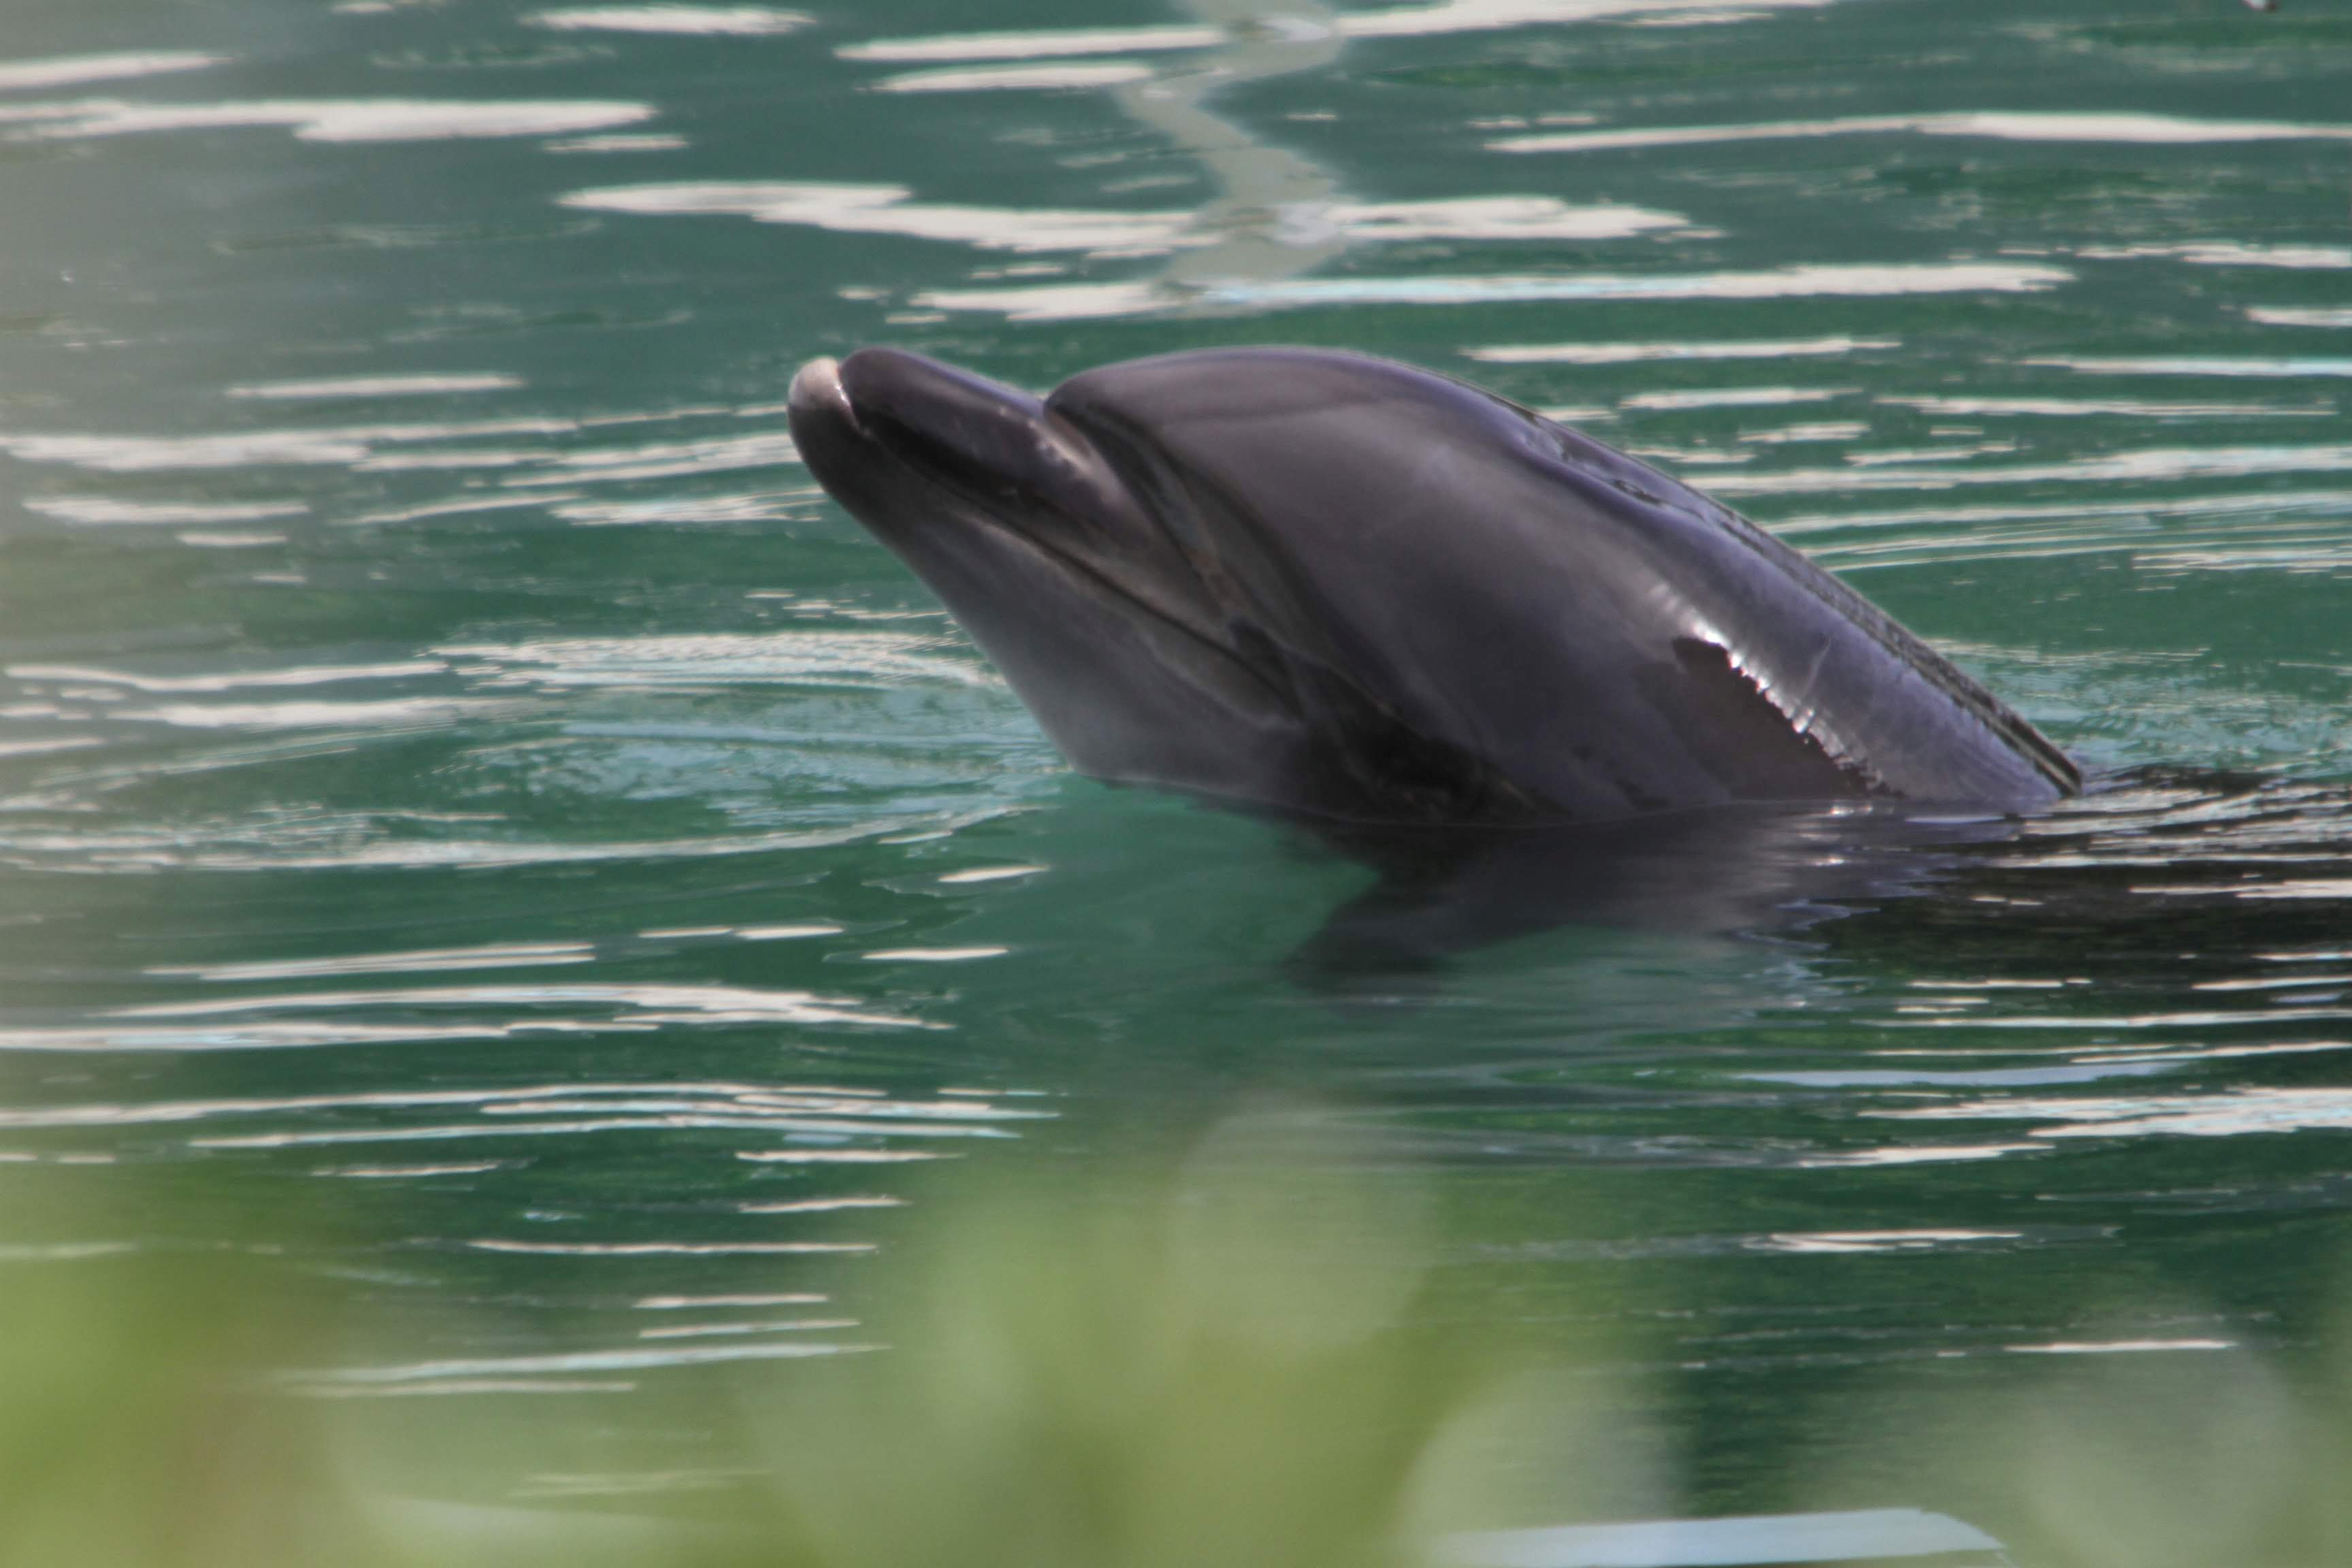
[1769,489,2352,581]
[557,180,1688,257]
[936,864,1045,885]
[438,631,994,690]
[1884,1088,2352,1141]
[1878,394,2333,419]
[1737,422,1867,445]
[1207,261,2068,304]
[0,737,104,758]
[1,415,577,475]
[470,1239,868,1254]
[523,5,810,35]
[1342,0,1835,37]
[302,1379,638,1396]
[3,408,811,528]
[1629,443,1752,464]
[561,180,1186,255]
[112,982,927,1026]
[838,24,1224,63]
[638,1317,858,1337]
[549,492,802,525]
[1332,197,1688,241]
[876,62,1162,93]
[545,133,687,153]
[919,261,2069,319]
[0,1020,593,1052]
[1889,1009,2352,1032]
[1,429,368,469]
[0,614,1032,869]
[649,1,1701,320]
[0,809,1007,872]
[0,51,223,91]
[4,97,655,144]
[150,941,597,981]
[497,429,800,485]
[1748,1062,2175,1088]
[861,946,1011,962]
[203,1118,994,1147]
[1750,1228,2021,1255]
[1492,110,2352,154]
[110,697,517,730]
[738,1149,945,1162]
[2081,242,2352,270]
[301,1340,870,1390]
[1795,1143,2042,1168]
[840,0,1838,63]
[1846,442,2015,467]
[2005,1339,2235,1355]
[6,660,446,691]
[0,989,934,1051]
[1701,440,2352,497]
[2249,307,2352,329]
[1468,335,1895,364]
[1620,386,1851,410]
[2027,356,2352,378]
[20,497,310,524]
[227,373,523,399]
[0,1081,1028,1141]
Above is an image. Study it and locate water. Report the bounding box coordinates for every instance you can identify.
[1,0,2350,1531]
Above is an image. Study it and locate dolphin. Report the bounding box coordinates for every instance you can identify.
[787,346,2079,828]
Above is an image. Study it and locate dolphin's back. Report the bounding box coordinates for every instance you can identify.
[1048,348,2078,819]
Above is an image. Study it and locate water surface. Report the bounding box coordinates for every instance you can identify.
[3,0,2351,1528]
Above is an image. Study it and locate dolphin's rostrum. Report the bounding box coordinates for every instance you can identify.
[788,346,2078,826]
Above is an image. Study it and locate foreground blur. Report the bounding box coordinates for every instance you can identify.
[7,1120,2352,1568]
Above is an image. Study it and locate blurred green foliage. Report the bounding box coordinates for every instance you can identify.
[9,1129,2352,1568]
[0,1120,1625,1568]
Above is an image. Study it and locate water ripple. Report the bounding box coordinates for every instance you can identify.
[1468,336,1897,365]
[840,0,1840,63]
[1492,110,2352,154]
[920,261,2070,320]
[523,5,811,35]
[559,180,1690,257]
[438,632,995,690]
[0,51,225,92]
[4,97,658,144]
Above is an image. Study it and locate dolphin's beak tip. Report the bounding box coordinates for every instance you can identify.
[789,356,855,429]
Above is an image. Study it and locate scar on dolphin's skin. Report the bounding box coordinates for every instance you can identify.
[788,346,2078,830]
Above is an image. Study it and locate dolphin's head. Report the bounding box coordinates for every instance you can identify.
[789,346,2076,824]
[788,346,1547,821]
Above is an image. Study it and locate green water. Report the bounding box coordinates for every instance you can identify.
[3,0,2351,1534]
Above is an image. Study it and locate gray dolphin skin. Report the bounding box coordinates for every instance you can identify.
[787,346,2080,827]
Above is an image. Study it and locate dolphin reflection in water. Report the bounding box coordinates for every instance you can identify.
[788,346,2085,958]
